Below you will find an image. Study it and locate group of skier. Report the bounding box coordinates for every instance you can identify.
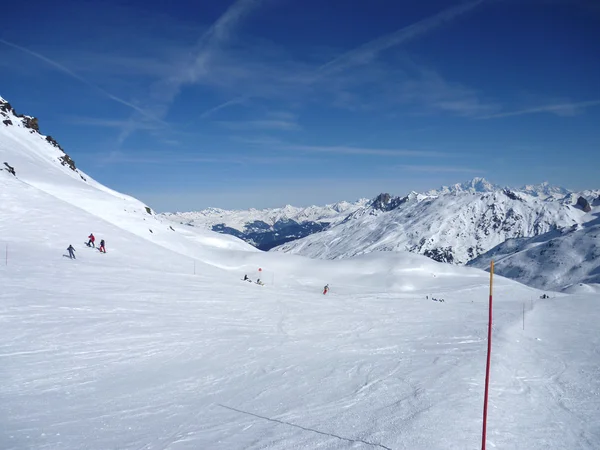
[66,233,106,259]
[242,274,329,294]
[243,274,264,285]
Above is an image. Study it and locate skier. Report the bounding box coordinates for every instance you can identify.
[87,233,95,248]
[99,239,106,253]
[243,274,251,282]
[323,284,329,295]
[256,278,264,286]
[67,245,76,259]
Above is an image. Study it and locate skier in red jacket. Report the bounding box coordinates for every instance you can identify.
[87,233,95,248]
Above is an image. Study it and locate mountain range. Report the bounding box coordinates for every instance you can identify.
[161,200,369,250]
[164,177,600,290]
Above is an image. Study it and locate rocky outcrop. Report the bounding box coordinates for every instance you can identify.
[502,188,522,201]
[576,196,592,213]
[1,96,81,176]
[22,116,39,132]
[370,193,406,211]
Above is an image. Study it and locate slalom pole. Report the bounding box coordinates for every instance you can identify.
[481,260,494,450]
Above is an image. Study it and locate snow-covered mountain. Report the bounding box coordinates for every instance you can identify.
[468,208,600,291]
[425,176,500,196]
[273,182,600,266]
[519,181,572,201]
[162,199,369,250]
[3,94,600,449]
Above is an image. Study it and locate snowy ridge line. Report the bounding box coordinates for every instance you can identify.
[218,404,393,450]
[272,182,600,270]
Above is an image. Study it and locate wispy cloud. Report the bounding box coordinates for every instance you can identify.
[96,150,315,166]
[64,116,167,130]
[316,0,485,77]
[111,0,265,144]
[217,119,301,131]
[290,144,446,157]
[145,1,264,117]
[199,96,248,119]
[390,65,499,117]
[393,164,484,173]
[0,39,164,124]
[480,99,600,119]
[238,136,451,157]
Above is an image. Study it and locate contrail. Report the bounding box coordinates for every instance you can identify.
[0,38,164,124]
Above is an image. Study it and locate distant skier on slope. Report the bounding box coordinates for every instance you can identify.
[98,239,106,253]
[323,284,329,295]
[243,274,251,282]
[87,233,95,248]
[67,245,76,259]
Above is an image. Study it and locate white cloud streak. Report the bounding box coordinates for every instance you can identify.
[480,100,600,119]
[217,119,301,131]
[96,150,316,166]
[316,0,485,77]
[0,38,164,124]
[117,0,264,142]
[199,96,248,119]
[394,164,484,173]
[237,137,451,157]
[64,116,166,130]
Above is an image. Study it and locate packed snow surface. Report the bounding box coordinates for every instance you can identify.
[2,97,600,449]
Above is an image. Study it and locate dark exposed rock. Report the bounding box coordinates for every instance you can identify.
[1,98,80,175]
[3,162,16,176]
[576,196,592,213]
[371,193,405,211]
[45,135,62,149]
[423,247,455,264]
[145,206,153,215]
[502,188,521,201]
[0,99,13,114]
[22,116,39,132]
[59,154,77,171]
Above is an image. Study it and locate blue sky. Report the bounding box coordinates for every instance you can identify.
[1,0,599,211]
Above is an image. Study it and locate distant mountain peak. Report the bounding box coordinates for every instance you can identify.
[426,177,499,196]
[519,181,570,198]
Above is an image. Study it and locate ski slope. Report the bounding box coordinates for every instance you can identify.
[2,97,600,449]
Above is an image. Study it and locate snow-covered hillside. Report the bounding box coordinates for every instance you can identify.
[162,199,369,250]
[468,208,600,291]
[2,95,600,449]
[273,186,598,264]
